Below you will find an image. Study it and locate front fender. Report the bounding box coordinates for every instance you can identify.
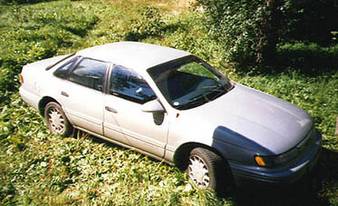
[165,120,265,167]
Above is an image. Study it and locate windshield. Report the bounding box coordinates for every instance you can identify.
[148,56,232,110]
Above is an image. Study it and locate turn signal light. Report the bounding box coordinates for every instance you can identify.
[255,155,266,167]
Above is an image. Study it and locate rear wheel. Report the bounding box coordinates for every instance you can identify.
[44,102,73,136]
[187,147,228,194]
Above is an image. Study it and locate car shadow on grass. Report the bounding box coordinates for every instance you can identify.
[74,130,127,151]
[233,147,338,206]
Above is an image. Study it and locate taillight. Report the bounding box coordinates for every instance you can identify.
[19,73,24,84]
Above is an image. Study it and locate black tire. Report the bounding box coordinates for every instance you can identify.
[187,147,229,195]
[44,102,73,136]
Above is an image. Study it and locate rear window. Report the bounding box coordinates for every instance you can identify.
[68,58,107,92]
[54,57,79,79]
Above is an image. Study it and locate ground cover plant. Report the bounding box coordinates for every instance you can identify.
[0,0,337,205]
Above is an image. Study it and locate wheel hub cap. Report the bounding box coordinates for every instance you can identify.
[188,155,210,188]
[48,108,65,134]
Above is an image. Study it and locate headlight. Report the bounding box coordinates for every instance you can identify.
[255,148,300,168]
[254,128,315,168]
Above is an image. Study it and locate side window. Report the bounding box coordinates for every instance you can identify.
[69,58,107,92]
[54,57,78,79]
[110,65,156,104]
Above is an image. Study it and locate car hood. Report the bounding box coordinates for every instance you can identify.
[181,83,313,155]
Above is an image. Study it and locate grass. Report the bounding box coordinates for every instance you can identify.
[0,0,337,205]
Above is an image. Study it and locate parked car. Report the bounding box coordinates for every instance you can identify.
[19,41,321,193]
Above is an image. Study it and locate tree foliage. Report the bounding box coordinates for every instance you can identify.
[198,0,338,71]
[197,0,279,68]
[281,0,338,45]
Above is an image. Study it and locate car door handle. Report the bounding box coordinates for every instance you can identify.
[105,106,118,113]
[61,91,69,97]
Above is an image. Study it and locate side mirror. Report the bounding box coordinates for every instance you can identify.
[141,99,165,113]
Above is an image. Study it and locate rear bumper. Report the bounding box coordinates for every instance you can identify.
[19,86,40,110]
[230,132,322,186]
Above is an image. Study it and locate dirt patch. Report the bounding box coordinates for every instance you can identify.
[150,0,196,14]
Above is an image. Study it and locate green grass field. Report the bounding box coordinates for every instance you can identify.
[0,0,337,205]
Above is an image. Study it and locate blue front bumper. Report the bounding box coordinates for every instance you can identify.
[229,132,322,185]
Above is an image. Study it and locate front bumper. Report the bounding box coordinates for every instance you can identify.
[229,132,322,186]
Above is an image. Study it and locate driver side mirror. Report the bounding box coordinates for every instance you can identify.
[141,99,165,113]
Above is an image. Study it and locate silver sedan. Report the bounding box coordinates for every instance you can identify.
[19,41,321,194]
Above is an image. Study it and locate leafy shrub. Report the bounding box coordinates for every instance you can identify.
[151,12,232,74]
[276,42,338,73]
[197,0,338,71]
[280,0,338,45]
[124,6,165,41]
[197,0,281,69]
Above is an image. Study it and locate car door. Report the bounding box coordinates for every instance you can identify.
[57,57,108,135]
[103,65,169,158]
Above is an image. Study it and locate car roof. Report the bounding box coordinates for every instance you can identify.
[77,41,190,71]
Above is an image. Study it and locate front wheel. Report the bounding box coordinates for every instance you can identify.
[187,147,229,194]
[44,102,73,136]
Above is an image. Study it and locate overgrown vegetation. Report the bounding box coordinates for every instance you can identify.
[0,0,52,4]
[198,0,338,72]
[0,0,337,205]
[0,1,98,106]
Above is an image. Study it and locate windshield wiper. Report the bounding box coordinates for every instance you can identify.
[176,84,227,110]
[175,94,208,110]
[202,84,224,91]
